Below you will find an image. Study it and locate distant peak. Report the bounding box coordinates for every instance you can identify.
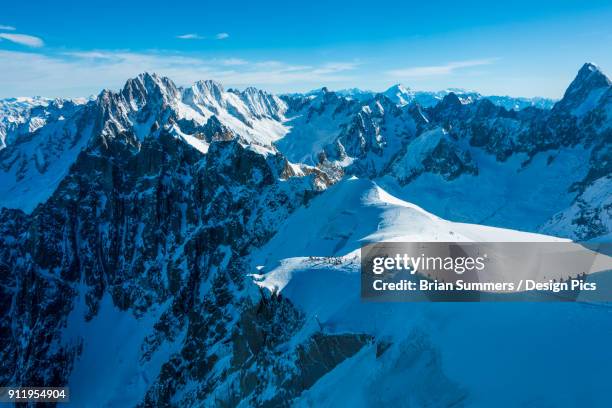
[127,72,171,90]
[440,92,462,108]
[243,86,262,94]
[122,72,177,96]
[136,71,160,81]
[553,62,611,114]
[186,80,226,104]
[445,87,471,94]
[193,79,225,92]
[580,62,600,73]
[300,87,328,96]
[382,84,414,106]
[385,83,410,94]
[572,62,611,89]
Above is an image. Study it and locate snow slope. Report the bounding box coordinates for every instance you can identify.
[0,97,50,149]
[0,107,95,212]
[251,178,612,407]
[181,80,289,145]
[542,175,612,239]
[252,177,570,300]
[63,292,184,408]
[275,90,358,165]
[383,135,592,234]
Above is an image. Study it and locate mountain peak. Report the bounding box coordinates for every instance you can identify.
[383,84,413,106]
[441,92,462,106]
[385,83,410,94]
[121,72,179,106]
[242,86,263,95]
[128,72,175,91]
[136,71,160,81]
[554,62,611,114]
[579,62,602,73]
[183,80,226,108]
[192,79,225,96]
[567,63,611,93]
[574,62,611,87]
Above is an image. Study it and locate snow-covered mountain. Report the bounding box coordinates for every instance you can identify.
[250,180,610,407]
[1,97,47,149]
[0,73,292,212]
[293,84,556,110]
[387,85,556,110]
[276,88,360,164]
[0,62,611,407]
[0,65,609,232]
[0,95,332,405]
[382,84,481,107]
[0,97,86,149]
[292,63,611,240]
[285,87,376,102]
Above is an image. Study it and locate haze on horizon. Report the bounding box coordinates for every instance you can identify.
[1,0,611,98]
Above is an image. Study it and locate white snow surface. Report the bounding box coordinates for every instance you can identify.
[542,175,612,239]
[274,92,355,165]
[385,134,592,234]
[0,114,94,213]
[62,291,184,408]
[0,97,50,148]
[179,79,289,146]
[250,178,612,407]
[252,177,564,295]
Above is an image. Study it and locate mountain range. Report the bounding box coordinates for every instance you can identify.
[284,84,556,110]
[0,62,611,406]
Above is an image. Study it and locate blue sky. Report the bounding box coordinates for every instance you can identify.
[1,0,612,98]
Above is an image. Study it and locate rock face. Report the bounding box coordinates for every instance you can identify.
[0,63,611,406]
[323,95,419,177]
[294,63,611,239]
[0,80,339,405]
[4,65,608,238]
[0,73,290,213]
